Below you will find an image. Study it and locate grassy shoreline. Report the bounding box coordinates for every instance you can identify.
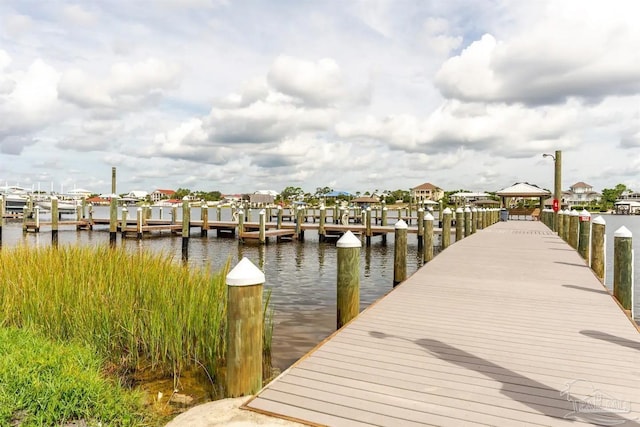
[0,244,273,424]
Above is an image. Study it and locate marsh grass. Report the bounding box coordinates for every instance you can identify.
[0,244,234,384]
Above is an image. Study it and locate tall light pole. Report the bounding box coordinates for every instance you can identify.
[543,151,562,232]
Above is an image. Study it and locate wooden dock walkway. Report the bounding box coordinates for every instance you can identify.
[244,221,640,426]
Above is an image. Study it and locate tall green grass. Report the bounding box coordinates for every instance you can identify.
[0,327,148,426]
[0,245,232,381]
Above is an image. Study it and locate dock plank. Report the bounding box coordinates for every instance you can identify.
[245,221,640,426]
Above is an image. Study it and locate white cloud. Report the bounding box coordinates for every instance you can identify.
[267,56,347,107]
[58,58,180,110]
[435,1,640,105]
[0,55,61,153]
[63,4,97,26]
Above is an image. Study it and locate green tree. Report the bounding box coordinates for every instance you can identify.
[280,186,304,201]
[174,188,191,199]
[601,183,628,209]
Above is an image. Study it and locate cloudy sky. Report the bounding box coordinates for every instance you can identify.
[1,0,639,196]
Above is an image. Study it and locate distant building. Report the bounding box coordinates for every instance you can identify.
[563,182,601,207]
[411,183,444,202]
[449,192,492,204]
[150,189,176,203]
[124,190,148,200]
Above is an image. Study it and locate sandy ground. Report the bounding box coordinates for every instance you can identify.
[165,397,306,427]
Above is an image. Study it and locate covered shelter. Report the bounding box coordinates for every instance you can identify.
[495,182,551,220]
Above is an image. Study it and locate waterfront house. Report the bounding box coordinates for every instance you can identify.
[150,189,176,203]
[411,183,444,202]
[563,182,601,207]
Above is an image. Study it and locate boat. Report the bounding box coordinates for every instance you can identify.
[1,186,30,214]
[37,199,80,214]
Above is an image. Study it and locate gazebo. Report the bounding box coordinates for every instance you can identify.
[495,182,551,219]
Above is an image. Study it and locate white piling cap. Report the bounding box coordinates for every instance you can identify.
[182,196,190,201]
[50,195,58,200]
[226,257,265,286]
[564,209,571,214]
[122,207,128,212]
[418,207,424,212]
[320,205,325,210]
[464,207,471,213]
[425,212,434,221]
[383,206,388,211]
[592,215,606,225]
[260,209,265,214]
[580,209,591,217]
[570,209,579,216]
[471,207,477,212]
[278,205,283,210]
[614,226,632,238]
[395,219,408,229]
[456,207,463,213]
[337,230,362,248]
[443,207,452,214]
[366,206,371,211]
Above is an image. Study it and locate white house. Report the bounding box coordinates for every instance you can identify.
[563,182,601,207]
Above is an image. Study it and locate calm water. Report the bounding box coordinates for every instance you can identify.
[2,208,638,370]
[0,206,430,371]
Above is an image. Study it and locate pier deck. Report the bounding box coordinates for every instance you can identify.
[245,221,640,426]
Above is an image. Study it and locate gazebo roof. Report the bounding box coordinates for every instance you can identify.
[495,182,550,197]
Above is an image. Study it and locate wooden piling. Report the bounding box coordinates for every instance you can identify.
[417,208,424,249]
[337,231,361,329]
[423,212,434,263]
[296,207,304,240]
[201,200,209,237]
[277,206,282,229]
[31,205,40,233]
[365,207,372,246]
[0,196,3,244]
[557,209,564,239]
[259,209,266,244]
[109,196,117,247]
[442,207,452,250]
[578,209,591,261]
[568,209,579,249]
[381,207,388,244]
[137,207,143,239]
[22,206,28,232]
[181,197,190,262]
[455,208,463,242]
[238,210,245,238]
[393,220,407,287]
[464,207,471,237]
[591,216,605,281]
[613,226,633,311]
[319,206,326,242]
[226,258,264,397]
[50,197,59,246]
[563,209,570,242]
[121,207,128,237]
[471,207,478,234]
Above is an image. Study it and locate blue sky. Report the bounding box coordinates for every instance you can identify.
[1,0,639,195]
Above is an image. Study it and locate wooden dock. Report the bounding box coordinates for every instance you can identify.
[244,221,640,426]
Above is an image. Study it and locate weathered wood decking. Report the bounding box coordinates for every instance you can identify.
[244,221,640,426]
